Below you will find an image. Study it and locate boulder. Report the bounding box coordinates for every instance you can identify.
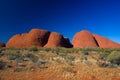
[93,34,120,48]
[72,30,98,48]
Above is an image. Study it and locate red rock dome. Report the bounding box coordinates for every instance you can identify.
[44,32,65,48]
[72,30,98,48]
[6,28,72,48]
[6,34,22,48]
[25,29,50,47]
[6,28,50,48]
[93,34,120,48]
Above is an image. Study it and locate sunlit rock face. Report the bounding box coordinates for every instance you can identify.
[72,30,98,48]
[44,32,72,48]
[72,30,120,48]
[6,28,72,48]
[93,34,120,48]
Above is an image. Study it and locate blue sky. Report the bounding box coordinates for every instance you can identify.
[0,0,120,43]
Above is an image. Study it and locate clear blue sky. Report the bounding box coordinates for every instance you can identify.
[0,0,120,43]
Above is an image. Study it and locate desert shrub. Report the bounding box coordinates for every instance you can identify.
[80,54,88,62]
[17,63,26,67]
[59,53,67,58]
[44,48,51,52]
[66,56,75,61]
[15,56,25,63]
[36,59,47,68]
[53,48,59,54]
[96,61,109,67]
[29,46,38,51]
[107,51,120,65]
[0,61,12,70]
[25,54,38,62]
[62,67,74,73]
[82,51,89,55]
[54,58,62,64]
[7,53,22,60]
[38,53,47,60]
[14,67,23,72]
[0,61,6,70]
[0,53,4,57]
[65,56,75,65]
[84,61,93,67]
[98,52,110,60]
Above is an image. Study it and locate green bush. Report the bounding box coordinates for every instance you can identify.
[98,52,110,60]
[59,53,67,58]
[65,56,75,65]
[29,46,38,51]
[53,48,59,54]
[107,51,120,65]
[25,54,38,62]
[7,54,22,60]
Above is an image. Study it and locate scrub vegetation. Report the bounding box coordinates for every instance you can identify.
[0,47,120,80]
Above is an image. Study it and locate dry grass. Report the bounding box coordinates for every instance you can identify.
[0,48,120,80]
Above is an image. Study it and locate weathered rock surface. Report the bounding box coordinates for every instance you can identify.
[6,28,72,48]
[25,29,50,47]
[93,34,120,48]
[72,30,98,48]
[44,32,72,48]
[44,32,64,48]
[0,42,5,47]
[6,28,120,48]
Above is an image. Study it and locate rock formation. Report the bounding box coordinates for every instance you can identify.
[6,28,72,48]
[44,32,72,48]
[72,30,98,48]
[93,34,120,48]
[25,29,50,47]
[6,28,120,48]
[6,29,50,48]
[0,42,5,47]
[72,30,120,48]
[44,32,65,48]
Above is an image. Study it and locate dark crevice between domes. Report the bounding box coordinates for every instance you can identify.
[93,36,99,47]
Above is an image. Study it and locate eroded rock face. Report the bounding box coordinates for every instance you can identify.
[25,29,50,47]
[72,30,98,48]
[0,42,5,47]
[44,32,72,48]
[93,34,120,48]
[6,28,72,48]
[6,34,22,48]
[44,32,64,48]
[6,28,50,48]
